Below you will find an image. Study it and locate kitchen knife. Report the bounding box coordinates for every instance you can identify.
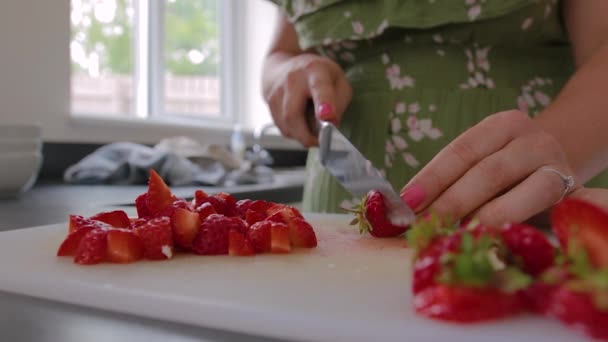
[314,119,416,226]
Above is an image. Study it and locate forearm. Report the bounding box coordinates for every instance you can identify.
[536,41,608,183]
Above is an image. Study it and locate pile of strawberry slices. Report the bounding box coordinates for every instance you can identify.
[57,170,317,264]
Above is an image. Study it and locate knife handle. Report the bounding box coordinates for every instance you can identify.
[305,100,321,137]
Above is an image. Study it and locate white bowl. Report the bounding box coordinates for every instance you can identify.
[0,123,42,140]
[0,152,43,198]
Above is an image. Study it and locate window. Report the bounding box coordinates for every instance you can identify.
[70,0,275,129]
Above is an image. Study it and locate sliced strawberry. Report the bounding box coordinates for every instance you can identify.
[501,223,556,276]
[57,225,96,256]
[547,286,608,340]
[133,216,174,260]
[195,202,217,221]
[147,169,177,215]
[229,230,255,256]
[75,229,109,265]
[171,207,201,250]
[414,284,523,323]
[247,221,273,253]
[552,198,608,268]
[89,210,131,228]
[106,228,144,263]
[69,215,106,234]
[288,217,317,248]
[266,203,303,219]
[156,199,193,218]
[216,192,237,208]
[192,214,236,255]
[245,209,266,226]
[135,192,151,218]
[518,266,571,314]
[192,189,209,208]
[271,223,291,253]
[205,195,238,217]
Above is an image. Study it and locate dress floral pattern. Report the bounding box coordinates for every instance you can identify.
[269,0,606,213]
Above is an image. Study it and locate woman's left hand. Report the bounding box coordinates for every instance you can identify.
[400,109,581,227]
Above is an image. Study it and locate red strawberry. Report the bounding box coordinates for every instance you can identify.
[75,229,109,265]
[133,217,174,260]
[216,192,237,208]
[229,230,255,256]
[195,202,217,221]
[200,195,237,217]
[106,228,144,263]
[266,203,303,219]
[171,207,201,250]
[192,189,209,208]
[69,215,109,234]
[245,209,266,226]
[552,198,608,268]
[57,225,96,256]
[414,284,523,323]
[348,190,409,238]
[89,210,131,228]
[412,232,462,294]
[501,223,556,276]
[135,193,151,218]
[147,169,177,215]
[271,223,291,253]
[287,217,317,248]
[236,199,271,218]
[519,266,571,314]
[192,214,240,255]
[156,199,193,218]
[247,221,274,253]
[547,286,608,340]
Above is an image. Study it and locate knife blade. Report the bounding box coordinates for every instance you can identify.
[316,121,416,226]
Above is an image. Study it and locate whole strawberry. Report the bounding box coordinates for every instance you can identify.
[346,190,410,238]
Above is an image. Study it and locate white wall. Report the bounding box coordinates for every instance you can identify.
[0,0,297,149]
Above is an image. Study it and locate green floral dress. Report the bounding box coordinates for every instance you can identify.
[270,0,608,213]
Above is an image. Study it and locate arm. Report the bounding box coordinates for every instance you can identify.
[535,0,608,183]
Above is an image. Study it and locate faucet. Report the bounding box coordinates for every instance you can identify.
[248,123,276,166]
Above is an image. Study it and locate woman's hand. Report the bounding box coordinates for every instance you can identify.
[263,53,352,147]
[400,109,580,227]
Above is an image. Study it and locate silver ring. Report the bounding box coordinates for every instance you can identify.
[540,166,575,202]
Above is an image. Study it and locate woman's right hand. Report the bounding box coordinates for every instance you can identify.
[263,53,352,147]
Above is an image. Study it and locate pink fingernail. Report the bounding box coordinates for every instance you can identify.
[400,184,425,210]
[317,103,334,120]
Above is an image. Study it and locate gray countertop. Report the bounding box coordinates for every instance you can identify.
[0,168,305,342]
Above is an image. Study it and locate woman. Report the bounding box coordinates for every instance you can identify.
[262,0,608,227]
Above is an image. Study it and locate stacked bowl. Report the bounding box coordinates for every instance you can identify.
[0,123,43,199]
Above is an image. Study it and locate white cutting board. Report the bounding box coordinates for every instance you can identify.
[0,214,587,342]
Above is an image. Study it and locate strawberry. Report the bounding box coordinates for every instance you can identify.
[228,230,255,256]
[199,195,237,217]
[89,210,131,228]
[147,169,177,215]
[216,192,237,208]
[266,203,303,219]
[171,207,201,250]
[195,202,217,221]
[57,225,96,256]
[236,199,271,218]
[547,286,608,340]
[133,216,174,260]
[75,229,109,265]
[106,228,144,263]
[287,217,317,248]
[69,215,109,234]
[135,193,151,218]
[247,221,274,253]
[414,284,523,323]
[501,223,556,276]
[245,209,266,226]
[192,189,209,208]
[519,266,571,314]
[155,199,193,218]
[347,190,409,238]
[551,198,608,268]
[192,214,242,255]
[271,223,291,253]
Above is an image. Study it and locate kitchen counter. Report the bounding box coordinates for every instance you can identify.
[0,168,305,342]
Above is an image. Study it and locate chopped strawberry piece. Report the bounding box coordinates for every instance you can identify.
[195,202,217,221]
[247,221,274,253]
[271,223,291,253]
[547,286,608,340]
[192,214,239,255]
[229,230,255,256]
[266,204,303,219]
[69,215,108,234]
[237,199,272,218]
[57,225,96,256]
[147,169,177,215]
[414,284,523,323]
[156,199,193,218]
[75,229,109,265]
[192,189,209,208]
[288,217,317,248]
[89,210,131,228]
[206,195,238,217]
[106,228,144,263]
[133,216,174,260]
[501,223,556,276]
[171,207,201,250]
[135,193,151,218]
[245,209,266,226]
[552,198,608,268]
[216,192,237,208]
